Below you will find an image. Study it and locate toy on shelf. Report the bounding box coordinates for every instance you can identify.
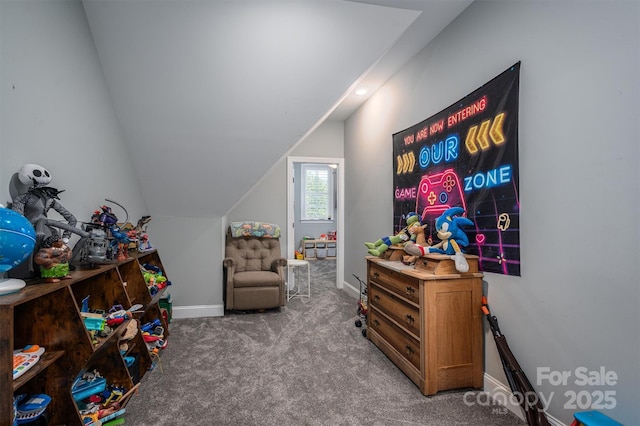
[92,204,118,228]
[9,164,90,270]
[141,318,167,370]
[80,296,106,335]
[0,206,36,295]
[33,234,72,282]
[79,296,138,346]
[82,227,109,266]
[141,263,170,296]
[12,345,45,380]
[106,303,141,328]
[118,319,139,354]
[130,215,153,251]
[72,369,107,403]
[14,393,51,425]
[364,212,421,256]
[72,368,131,424]
[88,200,132,261]
[84,199,145,262]
[138,233,152,251]
[118,215,153,252]
[80,383,140,426]
[82,313,106,333]
[404,206,474,272]
[110,225,131,261]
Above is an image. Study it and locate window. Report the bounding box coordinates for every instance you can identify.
[301,164,334,221]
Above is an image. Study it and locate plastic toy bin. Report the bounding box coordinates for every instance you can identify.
[160,294,172,323]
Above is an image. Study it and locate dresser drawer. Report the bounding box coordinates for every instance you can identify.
[369,307,421,370]
[369,284,420,338]
[369,263,419,304]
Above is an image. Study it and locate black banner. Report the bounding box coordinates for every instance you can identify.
[393,62,521,276]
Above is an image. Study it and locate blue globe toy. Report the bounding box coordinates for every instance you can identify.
[0,206,36,295]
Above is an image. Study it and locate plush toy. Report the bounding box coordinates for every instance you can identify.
[401,220,428,265]
[365,212,421,256]
[404,206,473,272]
[10,164,89,270]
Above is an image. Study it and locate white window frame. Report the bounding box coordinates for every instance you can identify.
[300,163,334,222]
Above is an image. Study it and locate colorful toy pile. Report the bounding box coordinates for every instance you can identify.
[141,263,170,296]
[140,318,167,371]
[80,297,142,347]
[73,369,134,425]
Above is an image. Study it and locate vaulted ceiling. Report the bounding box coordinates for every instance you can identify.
[82,0,473,217]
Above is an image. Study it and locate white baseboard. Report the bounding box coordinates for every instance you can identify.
[172,304,224,318]
[482,373,525,420]
[482,373,566,426]
[342,280,359,298]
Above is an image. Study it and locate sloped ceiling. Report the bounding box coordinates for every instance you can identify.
[82,0,472,218]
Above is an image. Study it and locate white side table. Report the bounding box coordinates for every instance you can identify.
[286,259,310,301]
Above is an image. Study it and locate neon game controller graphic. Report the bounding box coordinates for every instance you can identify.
[415,169,467,224]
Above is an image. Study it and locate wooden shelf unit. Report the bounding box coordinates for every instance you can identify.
[366,254,483,396]
[0,249,170,425]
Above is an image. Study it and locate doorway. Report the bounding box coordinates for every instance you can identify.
[287,156,344,290]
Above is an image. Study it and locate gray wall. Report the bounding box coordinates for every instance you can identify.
[0,0,343,317]
[0,0,147,240]
[344,1,639,425]
[0,0,223,317]
[227,119,344,253]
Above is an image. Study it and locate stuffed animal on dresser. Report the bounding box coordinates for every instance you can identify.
[404,207,473,272]
[365,212,421,257]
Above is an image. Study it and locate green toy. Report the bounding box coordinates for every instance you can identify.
[365,212,421,256]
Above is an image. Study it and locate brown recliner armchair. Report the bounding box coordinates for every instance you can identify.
[223,223,287,311]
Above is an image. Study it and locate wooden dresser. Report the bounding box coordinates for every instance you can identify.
[366,254,483,395]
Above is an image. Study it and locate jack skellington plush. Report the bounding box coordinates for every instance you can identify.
[11,164,88,269]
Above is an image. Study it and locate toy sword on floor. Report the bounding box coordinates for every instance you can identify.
[482,296,551,426]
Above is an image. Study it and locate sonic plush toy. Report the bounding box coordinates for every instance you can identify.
[365,212,421,257]
[404,206,474,272]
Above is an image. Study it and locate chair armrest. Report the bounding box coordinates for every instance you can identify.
[273,258,287,307]
[223,257,236,309]
[271,258,287,275]
[223,257,235,269]
[272,258,287,270]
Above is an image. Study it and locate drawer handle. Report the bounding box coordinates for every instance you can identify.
[405,345,414,356]
[405,314,414,324]
[373,272,380,279]
[373,295,380,303]
[373,319,380,327]
[405,286,415,296]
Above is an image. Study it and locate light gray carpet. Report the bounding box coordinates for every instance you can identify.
[123,260,525,425]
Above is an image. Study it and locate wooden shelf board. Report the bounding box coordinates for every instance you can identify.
[12,350,65,391]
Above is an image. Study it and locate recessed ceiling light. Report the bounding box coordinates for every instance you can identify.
[355,88,368,96]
